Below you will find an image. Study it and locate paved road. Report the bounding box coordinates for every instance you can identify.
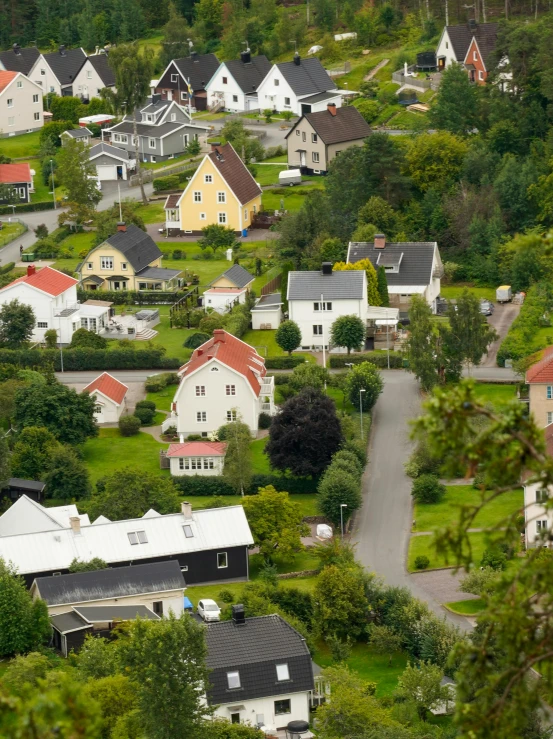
[352,370,472,630]
[482,302,520,368]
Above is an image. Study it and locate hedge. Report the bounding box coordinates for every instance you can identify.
[0,201,56,215]
[0,347,180,371]
[0,262,15,275]
[77,289,187,305]
[153,175,180,193]
[173,473,318,496]
[265,356,306,369]
[329,351,403,369]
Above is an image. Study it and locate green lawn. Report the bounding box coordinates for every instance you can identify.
[241,328,314,362]
[473,383,517,408]
[249,550,319,578]
[440,285,496,302]
[185,574,317,611]
[254,164,289,186]
[82,428,168,483]
[251,437,271,474]
[389,109,430,131]
[263,154,287,163]
[142,153,196,170]
[445,599,486,615]
[408,531,489,571]
[413,485,523,533]
[147,384,176,411]
[0,131,41,158]
[135,201,167,224]
[262,184,324,213]
[0,221,25,247]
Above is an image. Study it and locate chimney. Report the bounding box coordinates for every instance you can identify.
[190,50,198,60]
[240,48,251,64]
[59,44,66,55]
[151,93,161,105]
[374,234,386,249]
[321,262,333,275]
[27,264,36,276]
[69,516,81,535]
[213,329,225,342]
[210,141,221,152]
[179,433,184,443]
[12,43,20,55]
[117,222,126,232]
[232,604,246,625]
[293,52,301,66]
[468,18,477,31]
[181,501,193,520]
[327,103,337,116]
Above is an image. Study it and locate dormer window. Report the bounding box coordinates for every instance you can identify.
[128,530,148,545]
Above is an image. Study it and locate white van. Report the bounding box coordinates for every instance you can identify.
[279,168,302,186]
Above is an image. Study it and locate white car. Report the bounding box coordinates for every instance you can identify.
[197,598,221,622]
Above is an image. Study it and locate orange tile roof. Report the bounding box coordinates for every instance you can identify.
[83,373,128,405]
[0,70,17,94]
[2,266,77,297]
[167,441,227,457]
[0,162,32,184]
[526,346,553,383]
[180,330,266,396]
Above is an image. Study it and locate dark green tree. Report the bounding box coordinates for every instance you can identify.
[0,299,35,349]
[275,320,302,355]
[446,290,498,373]
[0,435,11,489]
[69,328,107,349]
[222,418,252,495]
[43,446,92,500]
[318,468,361,527]
[57,139,102,208]
[276,190,330,267]
[428,63,480,135]
[50,96,82,123]
[159,2,193,67]
[376,266,390,306]
[345,361,383,411]
[88,468,181,520]
[330,315,366,354]
[69,558,108,573]
[11,427,61,480]
[314,565,369,639]
[94,202,146,245]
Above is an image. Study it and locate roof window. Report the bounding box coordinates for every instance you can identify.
[183,524,194,538]
[128,530,148,545]
[276,663,290,681]
[227,671,241,689]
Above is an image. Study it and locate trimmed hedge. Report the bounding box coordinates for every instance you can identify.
[77,289,186,305]
[153,175,180,193]
[0,262,15,275]
[265,356,306,369]
[329,351,403,369]
[173,473,318,496]
[0,201,56,215]
[0,347,180,371]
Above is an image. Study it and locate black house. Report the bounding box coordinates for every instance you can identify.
[3,478,46,503]
[156,52,220,110]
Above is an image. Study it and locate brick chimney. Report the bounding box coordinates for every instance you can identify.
[210,142,221,152]
[374,234,386,249]
[117,222,126,232]
[327,103,337,116]
[27,264,36,276]
[69,516,81,535]
[181,501,193,520]
[213,329,225,342]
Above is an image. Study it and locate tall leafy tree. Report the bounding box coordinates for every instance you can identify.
[276,191,330,268]
[10,427,61,480]
[89,468,181,520]
[108,44,154,204]
[43,446,91,501]
[446,289,498,373]
[314,565,369,639]
[0,300,35,349]
[57,138,102,211]
[275,320,302,355]
[158,2,193,67]
[330,314,366,354]
[406,296,446,391]
[333,260,381,306]
[0,435,10,489]
[221,418,252,495]
[242,486,308,562]
[396,662,450,720]
[377,266,390,306]
[428,63,480,135]
[406,131,468,193]
[345,361,383,411]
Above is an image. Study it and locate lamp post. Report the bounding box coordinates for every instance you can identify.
[359,388,366,440]
[54,313,63,372]
[50,159,56,209]
[340,503,347,538]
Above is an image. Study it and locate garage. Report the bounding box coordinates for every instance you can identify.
[89,142,130,182]
[96,164,118,181]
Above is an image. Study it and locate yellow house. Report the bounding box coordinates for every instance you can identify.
[78,223,181,292]
[169,142,262,235]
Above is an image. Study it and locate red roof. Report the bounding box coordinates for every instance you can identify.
[167,441,227,457]
[526,346,553,383]
[83,373,128,405]
[2,266,77,296]
[180,330,266,396]
[0,162,32,185]
[0,71,17,94]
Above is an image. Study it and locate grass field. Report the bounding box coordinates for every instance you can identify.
[142,153,196,170]
[0,221,25,247]
[408,531,489,571]
[147,384,176,411]
[254,164,289,186]
[440,285,496,302]
[135,201,167,224]
[240,329,313,362]
[82,428,168,483]
[0,131,41,158]
[472,383,518,408]
[251,437,271,474]
[262,184,324,212]
[187,493,318,518]
[445,599,486,615]
[263,154,287,163]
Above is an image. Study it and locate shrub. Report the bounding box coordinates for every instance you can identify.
[70,328,107,349]
[153,175,180,192]
[218,589,235,603]
[0,262,15,275]
[265,356,305,369]
[119,415,141,436]
[481,548,508,571]
[341,438,367,467]
[134,406,156,425]
[414,555,430,570]
[199,313,225,333]
[318,468,362,526]
[172,473,318,496]
[332,450,363,476]
[411,474,445,504]
[136,400,156,412]
[0,348,179,372]
[145,378,165,393]
[329,351,403,368]
[258,412,272,429]
[77,289,185,305]
[404,439,442,478]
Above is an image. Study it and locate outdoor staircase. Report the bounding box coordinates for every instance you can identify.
[135,328,159,341]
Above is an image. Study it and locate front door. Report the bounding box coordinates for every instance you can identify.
[300,151,306,167]
[167,89,173,101]
[117,166,123,179]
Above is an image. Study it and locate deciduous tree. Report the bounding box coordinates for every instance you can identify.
[242,486,308,562]
[333,259,381,307]
[222,418,252,495]
[43,446,91,500]
[368,624,403,666]
[446,289,498,373]
[57,139,102,209]
[377,265,390,306]
[406,131,468,192]
[288,363,329,392]
[330,315,366,354]
[318,467,361,526]
[314,565,369,639]
[69,558,108,573]
[0,299,35,349]
[275,320,302,355]
[89,468,181,520]
[345,361,383,411]
[11,426,61,480]
[428,63,479,135]
[396,661,449,720]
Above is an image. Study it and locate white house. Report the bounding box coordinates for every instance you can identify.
[256,53,341,116]
[347,234,443,315]
[167,330,275,437]
[167,440,227,476]
[435,20,499,73]
[204,264,255,314]
[251,293,283,330]
[206,50,272,113]
[0,495,90,538]
[60,127,93,145]
[287,263,368,351]
[205,610,315,732]
[83,372,128,424]
[524,424,553,548]
[0,71,43,138]
[28,46,87,97]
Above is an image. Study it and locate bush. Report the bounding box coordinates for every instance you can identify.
[77,289,184,305]
[0,262,16,275]
[265,356,305,369]
[145,378,165,392]
[0,348,180,372]
[411,474,445,504]
[119,415,141,436]
[414,556,430,570]
[218,589,235,603]
[0,201,56,215]
[153,175,180,192]
[134,406,156,425]
[199,313,225,333]
[481,548,508,571]
[258,412,272,430]
[136,400,156,412]
[329,351,403,368]
[332,450,363,476]
[69,328,107,350]
[404,439,442,478]
[318,467,362,526]
[341,438,367,467]
[172,473,318,496]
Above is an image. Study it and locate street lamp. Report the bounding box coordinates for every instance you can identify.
[359,388,366,440]
[49,159,56,209]
[340,503,348,538]
[54,313,63,372]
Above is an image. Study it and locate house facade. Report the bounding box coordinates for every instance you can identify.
[168,330,275,437]
[29,46,87,97]
[526,347,553,429]
[435,21,500,85]
[204,264,255,314]
[167,440,227,476]
[0,163,34,203]
[77,223,181,292]
[0,44,41,77]
[347,235,443,315]
[205,611,315,731]
[287,264,368,350]
[285,103,370,174]
[256,54,341,116]
[83,372,128,424]
[251,293,283,330]
[106,95,209,163]
[523,424,553,548]
[60,127,93,145]
[89,142,132,181]
[0,495,90,538]
[206,50,272,113]
[174,143,262,235]
[0,71,43,138]
[155,52,220,111]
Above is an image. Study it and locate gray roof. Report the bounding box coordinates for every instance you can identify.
[34,560,185,606]
[83,275,103,285]
[299,90,342,104]
[50,611,91,634]
[87,53,116,87]
[346,241,437,286]
[287,269,365,300]
[135,266,181,280]
[8,478,45,492]
[173,53,220,92]
[89,142,130,160]
[286,105,371,145]
[277,56,336,97]
[224,55,272,93]
[103,224,163,272]
[0,46,40,76]
[252,293,283,310]
[108,120,189,139]
[445,22,499,65]
[43,47,87,87]
[73,604,160,622]
[63,128,92,139]
[214,264,254,289]
[205,614,314,704]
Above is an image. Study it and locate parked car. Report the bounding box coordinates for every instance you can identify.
[197,598,221,622]
[480,300,494,316]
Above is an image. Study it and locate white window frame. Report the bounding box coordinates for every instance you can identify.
[312,133,318,143]
[100,257,114,270]
[34,111,40,121]
[195,385,206,396]
[313,301,332,312]
[478,70,484,81]
[276,663,290,681]
[547,386,553,399]
[37,321,48,328]
[227,670,240,688]
[473,50,478,61]
[537,520,548,532]
[217,191,226,203]
[17,80,22,88]
[171,74,178,83]
[183,524,194,538]
[196,411,207,423]
[537,489,549,503]
[87,70,92,79]
[149,138,156,149]
[226,410,237,422]
[312,152,320,163]
[7,98,13,107]
[217,551,228,569]
[204,174,213,183]
[313,324,323,336]
[226,385,236,395]
[218,212,227,224]
[200,212,206,220]
[87,262,93,270]
[548,411,553,425]
[121,262,127,271]
[193,191,202,203]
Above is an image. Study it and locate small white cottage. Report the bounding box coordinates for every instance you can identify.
[167,440,227,476]
[83,372,128,424]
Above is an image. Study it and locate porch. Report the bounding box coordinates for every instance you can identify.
[260,375,276,415]
[97,309,160,341]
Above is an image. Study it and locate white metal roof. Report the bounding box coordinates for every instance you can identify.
[0,505,253,576]
[0,496,90,537]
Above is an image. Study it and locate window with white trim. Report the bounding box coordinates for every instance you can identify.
[17,80,22,88]
[41,68,45,75]
[547,386,553,399]
[194,191,202,202]
[244,208,248,221]
[87,262,93,270]
[537,489,549,503]
[195,385,205,396]
[179,458,185,470]
[121,262,127,271]
[37,321,48,328]
[87,70,92,79]
[284,97,290,105]
[276,663,290,681]
[313,324,323,335]
[181,91,186,100]
[218,212,227,224]
[196,411,207,422]
[171,74,178,82]
[312,133,318,143]
[296,129,300,136]
[171,113,176,121]
[537,520,548,533]
[7,98,13,107]
[217,552,228,568]
[548,412,553,425]
[100,257,114,270]
[127,530,148,545]
[274,699,291,715]
[312,152,320,163]
[200,212,206,220]
[7,116,14,126]
[34,112,40,121]
[149,138,156,149]
[473,50,478,61]
[227,670,240,688]
[113,133,128,144]
[227,410,237,422]
[226,385,236,395]
[478,70,484,81]
[217,191,226,203]
[204,174,213,183]
[302,131,306,142]
[313,301,332,311]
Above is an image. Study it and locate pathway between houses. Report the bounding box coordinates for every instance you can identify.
[364,58,389,80]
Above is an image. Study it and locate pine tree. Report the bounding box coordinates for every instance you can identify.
[377,266,390,307]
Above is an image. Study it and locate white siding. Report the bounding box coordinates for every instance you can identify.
[29,56,62,96]
[73,59,112,98]
[204,289,247,314]
[524,481,553,548]
[257,67,300,114]
[252,308,282,330]
[169,455,225,476]
[288,295,368,349]
[0,74,43,136]
[91,392,126,424]
[0,282,78,344]
[212,691,311,730]
[436,29,460,67]
[206,65,248,112]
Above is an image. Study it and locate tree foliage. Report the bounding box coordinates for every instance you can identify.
[43,446,91,500]
[57,139,102,207]
[288,362,330,392]
[10,426,61,480]
[222,418,252,495]
[345,361,383,411]
[333,259,381,307]
[428,63,479,135]
[0,300,35,349]
[275,320,302,355]
[330,314,366,354]
[314,565,369,639]
[88,468,181,520]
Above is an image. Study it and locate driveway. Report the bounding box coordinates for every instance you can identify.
[482,302,520,368]
[352,370,473,630]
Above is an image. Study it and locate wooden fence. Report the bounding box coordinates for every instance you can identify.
[261,271,282,296]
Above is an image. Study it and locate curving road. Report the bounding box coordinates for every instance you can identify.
[352,370,472,630]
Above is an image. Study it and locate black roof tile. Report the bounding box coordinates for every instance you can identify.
[347,240,437,286]
[0,46,40,76]
[87,53,116,87]
[224,55,272,93]
[174,53,220,92]
[43,47,87,87]
[103,224,163,271]
[277,57,336,96]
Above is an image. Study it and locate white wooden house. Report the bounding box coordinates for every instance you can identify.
[166,440,227,476]
[83,372,128,424]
